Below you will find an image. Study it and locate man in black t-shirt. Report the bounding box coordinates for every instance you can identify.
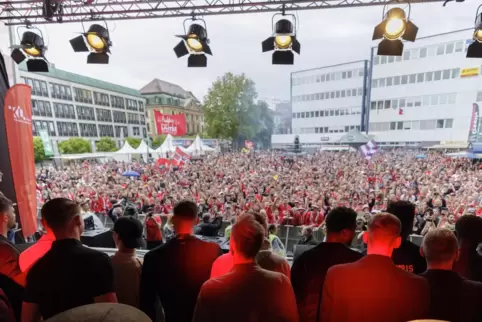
[22,198,117,321]
[387,201,427,274]
[140,200,222,322]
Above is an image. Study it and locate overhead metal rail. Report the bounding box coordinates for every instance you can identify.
[0,0,444,26]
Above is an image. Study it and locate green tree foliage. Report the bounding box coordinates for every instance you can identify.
[151,135,166,149]
[33,137,45,162]
[126,137,142,148]
[58,138,92,154]
[203,72,274,148]
[96,137,118,152]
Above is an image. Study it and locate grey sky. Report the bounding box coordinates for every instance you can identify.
[1,1,480,103]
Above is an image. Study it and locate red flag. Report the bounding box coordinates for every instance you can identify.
[398,108,404,115]
[4,84,38,237]
[156,158,171,166]
[154,111,186,136]
[172,147,190,166]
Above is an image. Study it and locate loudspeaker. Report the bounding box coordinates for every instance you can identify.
[81,229,115,248]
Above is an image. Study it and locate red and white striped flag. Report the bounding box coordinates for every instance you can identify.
[172,147,190,166]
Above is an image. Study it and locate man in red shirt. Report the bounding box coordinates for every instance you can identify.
[145,212,163,250]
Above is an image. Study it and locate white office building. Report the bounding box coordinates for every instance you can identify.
[368,28,478,148]
[18,65,147,155]
[272,60,368,148]
[272,28,482,149]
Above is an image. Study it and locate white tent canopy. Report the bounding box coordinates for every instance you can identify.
[185,136,216,155]
[115,141,137,154]
[135,140,157,154]
[156,134,177,154]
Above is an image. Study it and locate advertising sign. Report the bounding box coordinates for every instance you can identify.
[154,111,187,136]
[469,103,480,142]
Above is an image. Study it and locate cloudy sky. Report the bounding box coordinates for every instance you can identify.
[0,0,480,104]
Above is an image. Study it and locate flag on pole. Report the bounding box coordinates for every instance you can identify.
[245,140,254,150]
[172,147,190,166]
[360,140,378,160]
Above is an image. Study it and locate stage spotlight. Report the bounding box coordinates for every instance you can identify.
[262,14,301,65]
[11,29,49,72]
[70,24,112,64]
[467,9,482,58]
[173,19,212,68]
[372,6,418,56]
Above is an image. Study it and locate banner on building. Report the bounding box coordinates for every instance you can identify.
[469,103,480,142]
[4,84,38,237]
[154,111,186,136]
[460,67,480,78]
[38,129,54,157]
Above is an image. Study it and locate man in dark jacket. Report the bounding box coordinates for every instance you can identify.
[140,200,222,322]
[421,228,482,322]
[291,207,362,322]
[387,201,427,274]
[195,214,223,237]
[322,213,429,322]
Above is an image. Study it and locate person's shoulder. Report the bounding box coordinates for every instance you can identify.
[461,277,482,294]
[196,238,222,252]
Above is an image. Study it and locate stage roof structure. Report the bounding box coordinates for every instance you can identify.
[0,0,444,26]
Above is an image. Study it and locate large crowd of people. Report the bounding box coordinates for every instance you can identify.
[0,150,482,321]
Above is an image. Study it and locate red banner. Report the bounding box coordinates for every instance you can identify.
[154,111,186,136]
[4,84,37,237]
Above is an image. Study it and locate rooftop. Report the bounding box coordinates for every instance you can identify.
[19,64,142,98]
[140,78,198,101]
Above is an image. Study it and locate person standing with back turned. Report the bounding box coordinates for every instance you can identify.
[321,212,429,322]
[140,200,222,322]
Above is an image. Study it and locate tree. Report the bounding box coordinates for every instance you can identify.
[33,137,45,162]
[96,137,118,152]
[58,138,92,154]
[152,135,166,149]
[203,72,273,148]
[126,137,142,148]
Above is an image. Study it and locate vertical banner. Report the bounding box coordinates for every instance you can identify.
[154,111,187,136]
[38,129,54,157]
[469,103,480,142]
[4,84,37,237]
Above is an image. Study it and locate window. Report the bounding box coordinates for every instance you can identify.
[439,94,448,105]
[352,89,357,96]
[341,90,346,98]
[374,56,380,65]
[392,99,399,109]
[419,47,427,58]
[399,98,406,108]
[401,75,408,85]
[342,72,347,79]
[76,106,95,121]
[422,95,430,106]
[436,45,445,55]
[371,102,377,110]
[414,97,421,107]
[436,119,445,129]
[310,111,315,117]
[336,91,340,98]
[335,110,340,116]
[372,79,378,88]
[54,103,75,119]
[451,68,460,78]
[377,101,384,110]
[32,100,53,117]
[407,97,414,108]
[79,123,98,137]
[431,95,439,105]
[96,108,113,122]
[113,111,127,123]
[381,56,387,64]
[446,42,454,54]
[315,111,320,117]
[409,74,416,84]
[403,121,412,130]
[57,122,79,137]
[379,78,386,87]
[455,41,463,52]
[426,71,433,82]
[390,122,396,130]
[445,119,453,128]
[386,77,393,86]
[411,48,419,59]
[397,122,403,130]
[394,76,401,85]
[94,92,110,107]
[330,92,335,99]
[99,125,114,137]
[442,69,451,80]
[403,50,411,60]
[417,73,424,83]
[420,120,435,130]
[448,93,457,104]
[477,91,482,102]
[412,120,420,130]
[384,100,391,109]
[428,46,437,56]
[434,70,442,81]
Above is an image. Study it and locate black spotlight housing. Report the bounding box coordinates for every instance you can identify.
[372,5,418,56]
[173,19,212,68]
[262,13,301,65]
[467,10,482,58]
[69,23,112,64]
[11,29,49,72]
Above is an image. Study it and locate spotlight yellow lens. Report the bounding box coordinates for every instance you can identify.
[275,35,292,49]
[86,33,105,51]
[384,17,406,40]
[475,29,482,42]
[24,46,40,57]
[186,37,203,52]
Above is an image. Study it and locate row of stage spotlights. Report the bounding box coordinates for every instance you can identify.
[11,4,482,71]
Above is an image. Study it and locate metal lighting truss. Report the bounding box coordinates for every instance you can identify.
[0,0,444,26]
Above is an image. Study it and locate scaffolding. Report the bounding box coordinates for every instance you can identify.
[0,0,444,26]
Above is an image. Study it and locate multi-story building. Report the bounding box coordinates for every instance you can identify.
[368,28,476,147]
[140,79,204,137]
[19,65,147,155]
[272,28,482,149]
[272,60,368,148]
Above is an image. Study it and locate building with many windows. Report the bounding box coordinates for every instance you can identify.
[272,28,482,149]
[140,79,204,137]
[272,60,368,147]
[19,65,146,155]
